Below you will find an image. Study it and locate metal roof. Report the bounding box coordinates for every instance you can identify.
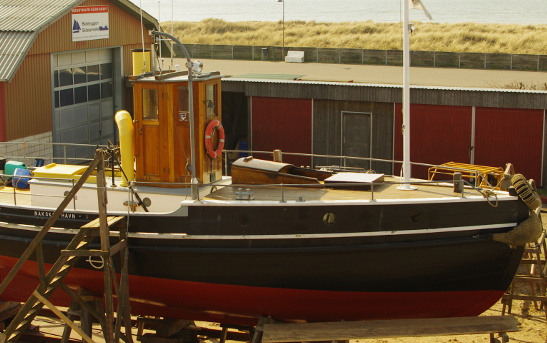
[225,77,547,94]
[0,31,35,81]
[0,0,159,82]
[0,0,81,32]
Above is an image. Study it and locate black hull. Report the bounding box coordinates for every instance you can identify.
[0,196,527,235]
[0,197,529,324]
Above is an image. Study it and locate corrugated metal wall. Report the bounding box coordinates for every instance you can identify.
[5,0,153,140]
[251,96,312,166]
[393,104,544,184]
[5,54,52,140]
[394,104,473,179]
[474,107,543,182]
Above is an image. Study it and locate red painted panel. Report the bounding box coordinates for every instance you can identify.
[252,97,312,166]
[0,82,5,141]
[394,104,472,179]
[475,108,543,183]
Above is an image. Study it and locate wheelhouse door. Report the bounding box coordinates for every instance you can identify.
[134,83,165,182]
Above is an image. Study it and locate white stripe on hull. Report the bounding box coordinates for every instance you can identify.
[0,221,516,240]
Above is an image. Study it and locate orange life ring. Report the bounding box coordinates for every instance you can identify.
[204,119,225,159]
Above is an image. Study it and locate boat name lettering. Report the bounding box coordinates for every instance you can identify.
[34,211,76,219]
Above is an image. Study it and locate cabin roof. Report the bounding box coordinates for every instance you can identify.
[133,72,224,83]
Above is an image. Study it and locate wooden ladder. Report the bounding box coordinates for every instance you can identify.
[502,229,547,319]
[0,150,133,343]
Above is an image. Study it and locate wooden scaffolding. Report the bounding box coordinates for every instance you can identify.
[502,227,547,319]
[0,150,132,343]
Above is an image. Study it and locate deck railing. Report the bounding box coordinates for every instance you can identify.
[0,141,108,167]
[0,142,497,210]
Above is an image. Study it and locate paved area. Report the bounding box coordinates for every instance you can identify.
[168,58,547,89]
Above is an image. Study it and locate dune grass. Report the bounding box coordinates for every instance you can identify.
[161,19,547,55]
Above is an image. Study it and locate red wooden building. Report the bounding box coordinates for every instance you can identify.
[222,80,546,185]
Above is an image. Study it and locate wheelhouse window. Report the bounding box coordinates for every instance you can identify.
[205,84,217,118]
[178,86,189,121]
[143,89,159,120]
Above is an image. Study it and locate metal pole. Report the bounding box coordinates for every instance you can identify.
[278,0,285,58]
[282,0,285,57]
[397,0,416,191]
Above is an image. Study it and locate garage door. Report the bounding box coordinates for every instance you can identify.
[53,49,115,162]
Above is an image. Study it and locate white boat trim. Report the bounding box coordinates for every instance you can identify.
[0,221,516,240]
[195,195,517,206]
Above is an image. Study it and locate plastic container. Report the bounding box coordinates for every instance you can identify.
[5,161,27,176]
[13,168,31,189]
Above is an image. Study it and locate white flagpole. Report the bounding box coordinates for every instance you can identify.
[398,0,417,190]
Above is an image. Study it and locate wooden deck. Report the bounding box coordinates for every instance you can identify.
[0,185,31,206]
[0,176,488,209]
[204,177,476,203]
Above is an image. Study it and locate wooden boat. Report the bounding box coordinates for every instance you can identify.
[0,32,542,327]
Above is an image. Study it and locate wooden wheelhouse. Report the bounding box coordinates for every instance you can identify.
[131,72,223,186]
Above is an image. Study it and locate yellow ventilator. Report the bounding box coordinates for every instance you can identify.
[115,110,135,187]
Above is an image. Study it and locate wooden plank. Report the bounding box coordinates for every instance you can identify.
[155,71,189,81]
[261,316,519,342]
[109,239,127,256]
[512,275,547,283]
[502,294,547,302]
[60,249,108,257]
[33,291,95,343]
[81,216,124,229]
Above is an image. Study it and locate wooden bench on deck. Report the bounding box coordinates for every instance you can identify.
[258,316,519,343]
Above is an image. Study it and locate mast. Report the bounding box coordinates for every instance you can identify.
[398,0,416,191]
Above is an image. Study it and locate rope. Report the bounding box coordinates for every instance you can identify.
[493,211,543,245]
[480,189,498,207]
[139,0,146,72]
